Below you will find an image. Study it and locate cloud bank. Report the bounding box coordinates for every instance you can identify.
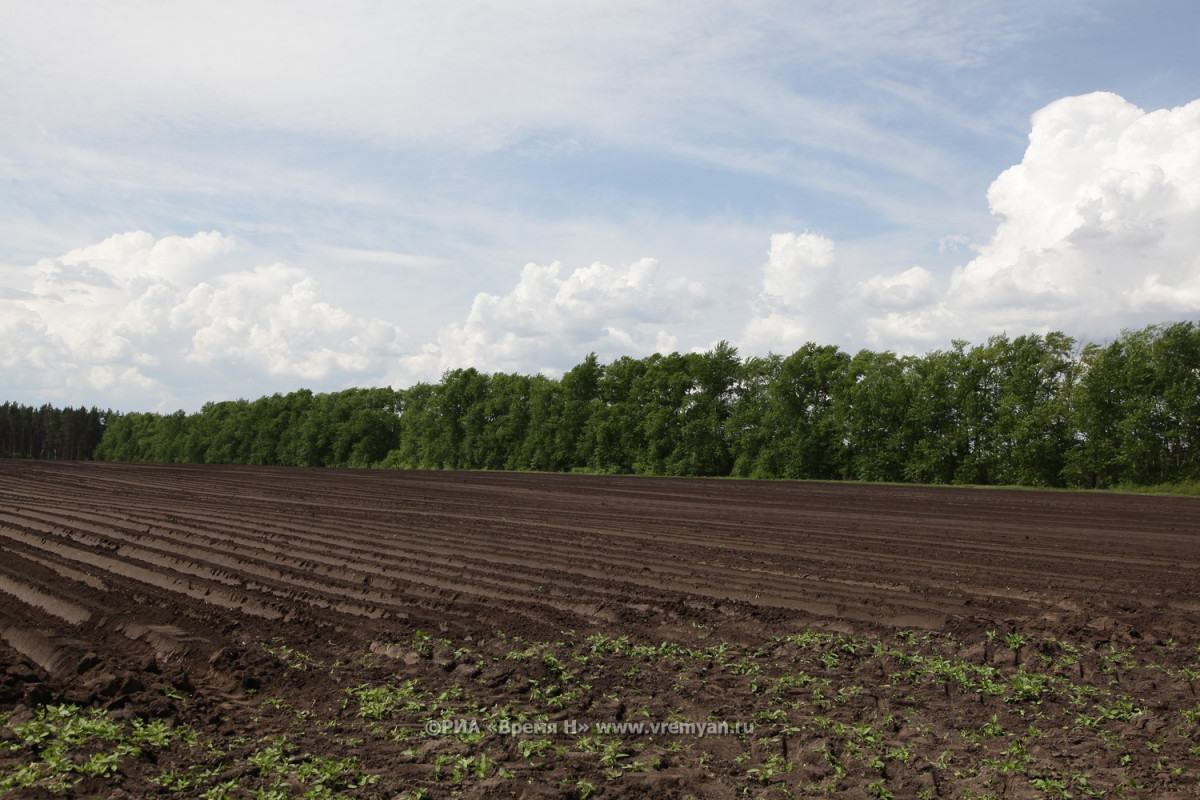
[2,233,706,407]
[399,258,706,380]
[741,232,839,353]
[1,232,404,408]
[946,92,1200,329]
[5,92,1198,409]
[743,92,1200,354]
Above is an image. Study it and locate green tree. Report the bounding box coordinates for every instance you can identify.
[387,382,439,469]
[581,355,647,473]
[753,343,850,479]
[728,354,783,477]
[672,341,741,476]
[988,333,1075,486]
[557,353,602,469]
[517,374,564,471]
[840,350,910,482]
[1073,323,1200,486]
[902,343,970,484]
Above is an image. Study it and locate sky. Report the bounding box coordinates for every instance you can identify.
[2,1,1199,412]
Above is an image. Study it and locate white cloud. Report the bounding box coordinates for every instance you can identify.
[2,4,1139,400]
[302,244,449,270]
[7,88,1199,409]
[398,257,706,380]
[741,232,841,353]
[738,93,1200,354]
[741,312,815,355]
[1131,273,1200,313]
[0,3,1071,153]
[87,365,164,397]
[937,234,971,253]
[759,233,836,307]
[173,264,404,379]
[0,0,1089,266]
[1,231,405,408]
[862,307,948,348]
[850,92,1200,348]
[27,231,239,289]
[858,266,937,310]
[945,93,1200,325]
[397,89,1200,378]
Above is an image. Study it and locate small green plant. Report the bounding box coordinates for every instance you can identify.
[200,778,241,800]
[517,738,553,762]
[867,777,895,799]
[1004,632,1028,651]
[598,739,630,769]
[1008,670,1047,704]
[746,753,793,784]
[345,679,424,720]
[1029,775,1070,797]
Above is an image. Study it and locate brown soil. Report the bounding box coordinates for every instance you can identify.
[1,462,1199,798]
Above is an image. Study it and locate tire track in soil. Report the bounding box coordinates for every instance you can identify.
[4,462,1200,797]
[1,462,1197,649]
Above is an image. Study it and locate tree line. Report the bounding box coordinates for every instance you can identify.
[93,388,400,469]
[80,321,1200,490]
[0,403,109,460]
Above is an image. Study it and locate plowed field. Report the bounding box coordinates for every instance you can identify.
[2,462,1199,798]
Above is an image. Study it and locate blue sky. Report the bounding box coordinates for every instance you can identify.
[2,1,1199,411]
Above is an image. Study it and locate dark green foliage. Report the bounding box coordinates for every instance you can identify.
[727,353,784,478]
[983,333,1075,487]
[901,342,971,484]
[841,350,911,483]
[19,319,1199,489]
[767,343,852,479]
[94,388,403,468]
[675,341,740,476]
[0,402,108,460]
[1066,322,1200,487]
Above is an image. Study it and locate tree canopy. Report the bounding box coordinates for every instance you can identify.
[11,320,1199,490]
[0,403,108,460]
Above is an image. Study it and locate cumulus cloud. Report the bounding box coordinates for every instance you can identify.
[38,230,241,287]
[858,266,937,310]
[1130,273,1200,312]
[861,92,1200,348]
[399,257,707,380]
[741,232,841,353]
[172,264,402,379]
[1,231,404,408]
[760,233,836,306]
[739,93,1200,354]
[947,93,1200,326]
[8,93,1197,409]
